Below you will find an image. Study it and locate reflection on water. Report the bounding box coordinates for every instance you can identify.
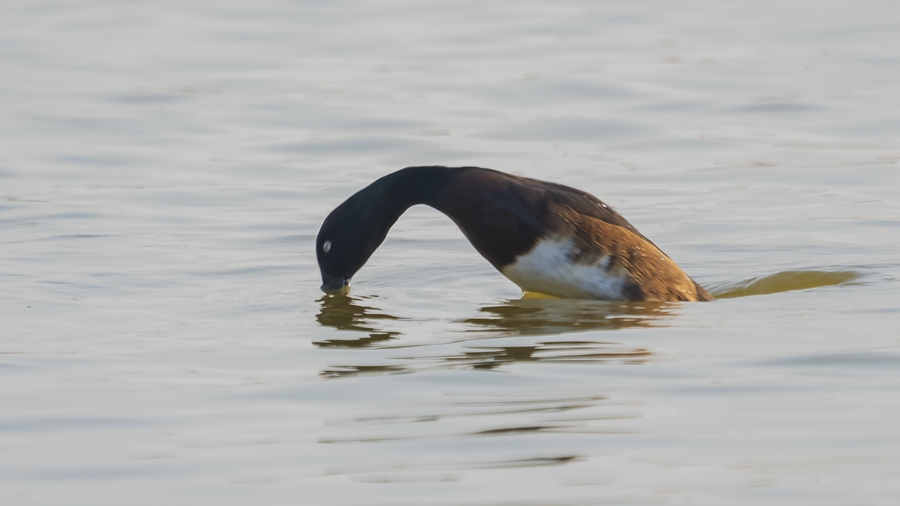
[434,340,651,371]
[315,270,868,378]
[316,294,662,378]
[462,298,676,336]
[314,293,401,348]
[317,294,677,341]
[711,270,863,298]
[321,339,652,378]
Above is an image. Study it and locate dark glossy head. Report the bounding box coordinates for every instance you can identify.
[316,167,456,292]
[316,184,402,291]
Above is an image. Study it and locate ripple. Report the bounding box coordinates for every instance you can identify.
[317,392,635,444]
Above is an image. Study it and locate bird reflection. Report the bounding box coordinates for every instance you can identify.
[314,293,401,348]
[315,294,674,378]
[435,341,652,374]
[461,297,675,336]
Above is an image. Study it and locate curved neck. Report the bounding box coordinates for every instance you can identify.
[318,167,459,285]
[349,166,456,231]
[371,165,455,210]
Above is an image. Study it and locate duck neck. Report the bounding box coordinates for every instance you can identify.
[334,167,456,267]
[362,166,456,221]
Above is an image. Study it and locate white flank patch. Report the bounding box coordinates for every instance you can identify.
[501,238,629,300]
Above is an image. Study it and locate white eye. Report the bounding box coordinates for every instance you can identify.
[322,240,332,253]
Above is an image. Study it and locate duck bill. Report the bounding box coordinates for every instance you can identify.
[320,273,349,292]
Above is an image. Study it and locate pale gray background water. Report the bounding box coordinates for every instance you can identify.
[2,1,899,504]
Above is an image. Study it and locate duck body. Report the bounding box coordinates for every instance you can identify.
[316,166,713,302]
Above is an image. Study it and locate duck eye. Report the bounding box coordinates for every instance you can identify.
[322,240,332,253]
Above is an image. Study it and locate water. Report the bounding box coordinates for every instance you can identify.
[2,0,899,504]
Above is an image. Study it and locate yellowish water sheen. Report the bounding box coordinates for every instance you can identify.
[521,291,563,300]
[712,270,864,299]
[2,1,900,505]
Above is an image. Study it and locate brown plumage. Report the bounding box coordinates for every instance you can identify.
[548,203,713,301]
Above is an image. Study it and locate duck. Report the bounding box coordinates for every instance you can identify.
[316,166,713,302]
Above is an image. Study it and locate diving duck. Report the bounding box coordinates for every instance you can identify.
[316,166,712,302]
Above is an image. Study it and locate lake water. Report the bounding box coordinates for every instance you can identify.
[2,1,899,504]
